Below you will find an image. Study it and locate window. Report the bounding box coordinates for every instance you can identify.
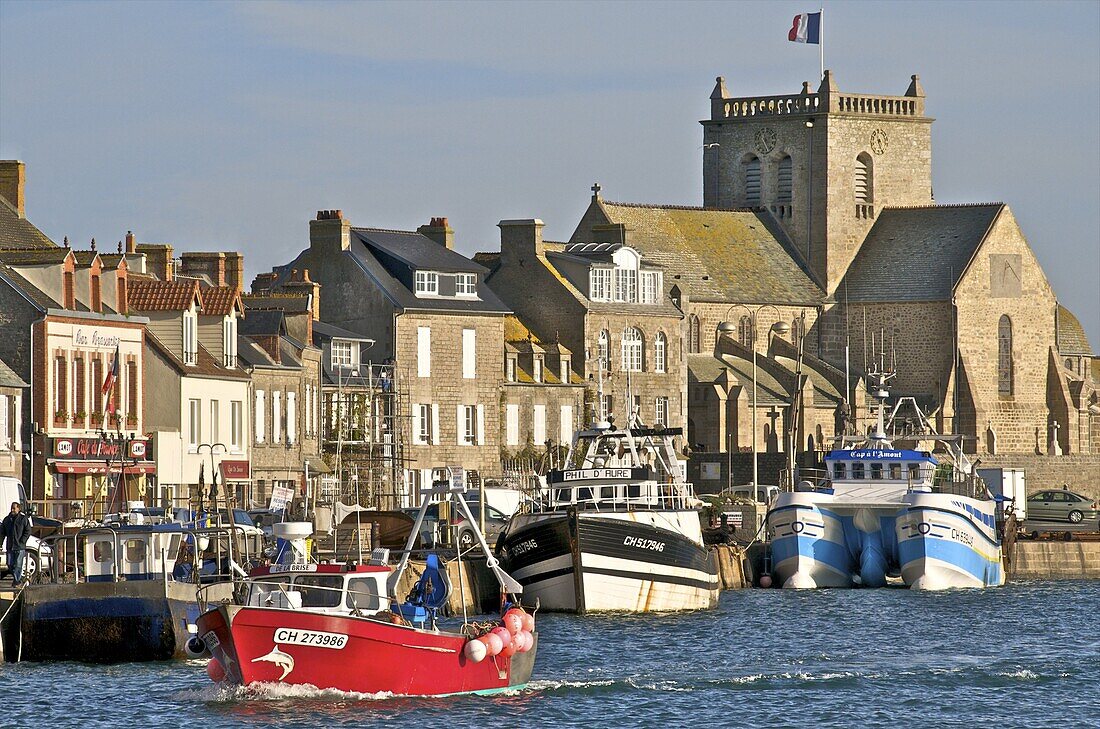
[183,310,197,365]
[455,273,477,296]
[331,341,353,368]
[506,404,519,446]
[614,268,636,303]
[54,354,67,419]
[93,541,113,563]
[560,405,573,443]
[462,329,476,379]
[870,463,883,480]
[210,400,220,443]
[688,315,700,354]
[889,463,902,480]
[640,271,660,304]
[560,359,570,383]
[272,391,282,443]
[533,357,543,383]
[417,327,431,378]
[506,357,516,382]
[600,394,612,421]
[416,404,432,444]
[462,405,478,445]
[998,315,1013,395]
[590,268,613,301]
[833,462,846,479]
[126,360,138,424]
[621,327,643,372]
[287,391,297,444]
[744,156,761,204]
[655,397,669,426]
[852,462,865,480]
[533,404,546,445]
[125,538,146,564]
[777,155,793,203]
[188,399,201,449]
[738,316,754,347]
[414,271,438,295]
[597,330,610,368]
[654,332,667,373]
[855,153,873,203]
[347,577,383,612]
[231,401,242,449]
[255,391,266,443]
[223,317,236,367]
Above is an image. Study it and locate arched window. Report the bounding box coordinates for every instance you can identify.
[688,315,700,354]
[998,315,1013,395]
[855,153,873,203]
[1064,357,1074,371]
[654,332,667,373]
[777,155,793,203]
[744,156,761,205]
[738,315,754,347]
[597,330,610,369]
[621,327,643,372]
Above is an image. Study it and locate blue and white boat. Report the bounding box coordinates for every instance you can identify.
[767,369,1004,590]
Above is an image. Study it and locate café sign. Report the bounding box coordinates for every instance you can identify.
[51,437,151,461]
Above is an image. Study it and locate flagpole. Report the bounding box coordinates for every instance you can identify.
[819,7,824,80]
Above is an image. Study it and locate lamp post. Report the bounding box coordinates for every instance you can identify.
[787,310,808,488]
[196,442,228,514]
[718,305,790,503]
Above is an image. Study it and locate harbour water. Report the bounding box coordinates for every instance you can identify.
[5,581,1096,728]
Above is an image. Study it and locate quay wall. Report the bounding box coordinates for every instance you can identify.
[979,454,1100,501]
[1008,541,1100,581]
[712,544,748,590]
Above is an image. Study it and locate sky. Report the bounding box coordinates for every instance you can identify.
[1,0,1098,344]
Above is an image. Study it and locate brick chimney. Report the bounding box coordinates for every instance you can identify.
[279,268,320,344]
[125,230,136,254]
[251,271,278,294]
[499,219,545,266]
[136,243,174,281]
[224,252,244,290]
[417,217,454,250]
[179,251,226,286]
[310,209,350,257]
[0,160,26,217]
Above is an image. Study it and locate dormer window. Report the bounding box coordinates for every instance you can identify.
[590,268,613,301]
[533,357,543,383]
[506,357,516,382]
[183,309,198,365]
[455,273,477,296]
[331,340,354,368]
[560,358,570,383]
[639,271,661,304]
[414,271,438,296]
[614,268,636,302]
[222,316,237,367]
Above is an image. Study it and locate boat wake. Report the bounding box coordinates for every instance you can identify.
[172,682,395,703]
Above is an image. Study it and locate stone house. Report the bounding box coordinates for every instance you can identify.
[0,356,28,482]
[259,212,511,505]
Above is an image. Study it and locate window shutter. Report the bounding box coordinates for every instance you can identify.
[476,404,485,445]
[255,391,265,443]
[456,404,464,445]
[506,404,519,446]
[560,405,573,444]
[412,405,422,445]
[431,403,440,445]
[287,392,297,444]
[13,394,21,450]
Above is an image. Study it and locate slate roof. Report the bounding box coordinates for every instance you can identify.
[0,356,28,388]
[242,293,311,313]
[1056,305,1094,356]
[128,279,202,311]
[591,201,823,305]
[313,320,373,343]
[146,331,249,380]
[238,310,285,336]
[0,247,72,265]
[0,198,56,249]
[0,263,61,310]
[353,228,483,273]
[838,204,1004,302]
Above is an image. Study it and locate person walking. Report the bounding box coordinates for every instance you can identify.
[2,501,32,586]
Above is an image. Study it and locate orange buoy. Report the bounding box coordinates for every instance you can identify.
[521,612,535,632]
[206,658,226,682]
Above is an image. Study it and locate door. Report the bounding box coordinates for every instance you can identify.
[1029,491,1051,520]
[1048,491,1072,522]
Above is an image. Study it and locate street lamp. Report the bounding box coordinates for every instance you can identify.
[196,442,228,513]
[718,305,790,503]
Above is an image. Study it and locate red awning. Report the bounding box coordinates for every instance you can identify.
[48,460,156,475]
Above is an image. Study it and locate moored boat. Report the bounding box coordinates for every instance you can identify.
[193,471,538,696]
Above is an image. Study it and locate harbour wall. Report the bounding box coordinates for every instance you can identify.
[1007,541,1100,580]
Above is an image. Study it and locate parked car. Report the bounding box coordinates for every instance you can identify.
[452,502,511,551]
[1025,489,1099,524]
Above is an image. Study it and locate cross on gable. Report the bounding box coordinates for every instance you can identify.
[591,182,601,197]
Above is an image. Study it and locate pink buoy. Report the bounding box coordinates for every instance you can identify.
[499,636,517,658]
[491,626,512,646]
[484,632,504,656]
[521,613,535,632]
[502,610,524,635]
[760,574,773,588]
[515,630,532,653]
[464,639,488,663]
[206,658,226,683]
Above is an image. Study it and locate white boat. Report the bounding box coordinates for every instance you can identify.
[767,368,1004,590]
[497,419,719,613]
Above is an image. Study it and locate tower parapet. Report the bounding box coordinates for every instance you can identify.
[709,72,926,121]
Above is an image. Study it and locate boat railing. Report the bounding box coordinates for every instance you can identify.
[535,479,698,512]
[40,524,254,589]
[214,574,387,616]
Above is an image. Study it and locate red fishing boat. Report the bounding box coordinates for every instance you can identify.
[192,472,538,696]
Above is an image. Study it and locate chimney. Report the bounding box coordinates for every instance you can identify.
[0,160,26,217]
[136,243,174,281]
[279,268,320,343]
[498,219,545,266]
[179,251,226,286]
[125,230,136,254]
[224,252,244,289]
[417,217,454,250]
[251,271,277,294]
[310,209,350,257]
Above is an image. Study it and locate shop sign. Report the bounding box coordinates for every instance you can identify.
[220,460,250,480]
[51,436,152,461]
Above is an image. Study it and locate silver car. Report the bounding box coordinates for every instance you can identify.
[1026,489,1099,524]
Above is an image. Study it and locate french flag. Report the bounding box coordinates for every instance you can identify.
[788,12,821,44]
[102,344,119,414]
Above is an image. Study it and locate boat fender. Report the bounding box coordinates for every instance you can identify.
[185,636,207,658]
[760,574,773,588]
[521,612,535,632]
[492,627,516,657]
[515,630,533,653]
[502,609,524,635]
[484,632,504,656]
[207,658,226,683]
[464,639,488,664]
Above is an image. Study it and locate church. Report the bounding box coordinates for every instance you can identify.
[556,70,1098,494]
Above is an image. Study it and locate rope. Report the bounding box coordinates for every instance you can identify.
[0,582,27,625]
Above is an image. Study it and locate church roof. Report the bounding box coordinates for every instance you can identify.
[1056,304,1094,356]
[592,201,823,305]
[0,198,56,249]
[839,204,1004,302]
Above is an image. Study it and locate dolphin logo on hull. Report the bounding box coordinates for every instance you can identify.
[252,644,295,680]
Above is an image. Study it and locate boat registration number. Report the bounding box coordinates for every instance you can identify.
[202,630,221,651]
[274,628,348,650]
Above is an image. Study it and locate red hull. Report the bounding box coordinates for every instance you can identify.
[197,605,537,696]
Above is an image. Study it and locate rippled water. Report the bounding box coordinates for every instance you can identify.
[5,581,1096,728]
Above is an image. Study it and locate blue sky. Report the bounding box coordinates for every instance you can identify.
[2,0,1097,343]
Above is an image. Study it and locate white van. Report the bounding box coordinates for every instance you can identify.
[0,476,52,582]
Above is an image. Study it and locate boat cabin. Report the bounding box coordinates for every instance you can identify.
[81,525,184,582]
[825,449,938,490]
[245,564,391,616]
